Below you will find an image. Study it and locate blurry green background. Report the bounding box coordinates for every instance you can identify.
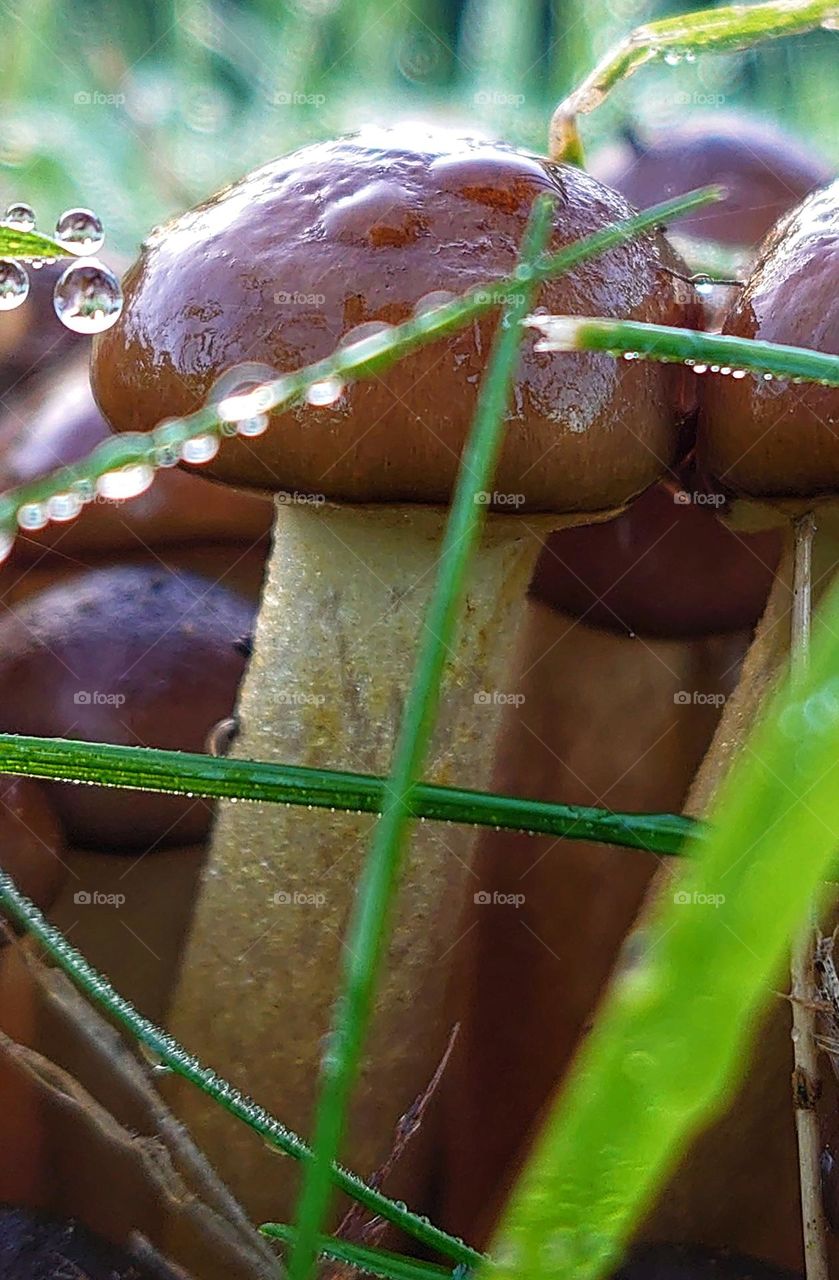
[1,0,837,258]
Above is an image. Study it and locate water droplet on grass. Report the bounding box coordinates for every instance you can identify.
[4,202,35,231]
[17,502,48,530]
[0,259,29,310]
[307,377,344,407]
[53,258,123,332]
[181,433,220,464]
[47,492,84,522]
[55,207,105,255]
[96,464,154,501]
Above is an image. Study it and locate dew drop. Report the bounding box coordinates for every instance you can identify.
[0,259,29,310]
[181,433,220,464]
[622,351,639,361]
[339,320,396,364]
[663,48,682,64]
[47,491,84,522]
[763,372,774,381]
[212,362,276,422]
[720,366,732,376]
[17,502,48,531]
[53,258,123,333]
[692,274,715,297]
[237,414,269,438]
[96,464,154,501]
[71,477,96,503]
[0,528,14,565]
[307,377,344,407]
[154,444,180,467]
[55,207,105,255]
[4,202,35,231]
[731,369,748,379]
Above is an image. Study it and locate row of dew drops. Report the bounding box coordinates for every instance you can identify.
[0,203,123,334]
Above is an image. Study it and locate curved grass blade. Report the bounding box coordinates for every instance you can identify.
[289,195,554,1280]
[0,733,698,855]
[528,316,839,387]
[485,572,839,1280]
[549,0,837,160]
[0,868,483,1270]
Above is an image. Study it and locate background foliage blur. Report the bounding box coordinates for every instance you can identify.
[0,0,837,257]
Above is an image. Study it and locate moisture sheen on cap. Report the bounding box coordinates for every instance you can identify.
[92,127,696,514]
[700,179,839,499]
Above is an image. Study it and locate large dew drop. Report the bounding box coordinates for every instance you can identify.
[3,202,35,232]
[53,258,123,333]
[96,464,154,501]
[307,377,344,407]
[181,433,220,465]
[0,260,29,310]
[55,207,105,255]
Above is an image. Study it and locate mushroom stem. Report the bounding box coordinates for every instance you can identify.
[789,512,829,1280]
[167,498,553,1221]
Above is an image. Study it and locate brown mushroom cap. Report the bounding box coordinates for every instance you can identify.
[0,776,67,918]
[699,179,839,500]
[531,481,780,636]
[0,362,273,559]
[592,113,832,249]
[0,565,255,849]
[92,128,696,514]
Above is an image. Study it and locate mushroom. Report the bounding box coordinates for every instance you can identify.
[439,128,832,1249]
[591,112,832,251]
[90,126,696,1216]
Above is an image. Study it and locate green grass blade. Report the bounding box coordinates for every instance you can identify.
[485,572,839,1280]
[0,733,698,855]
[528,316,839,386]
[0,867,483,1269]
[288,195,555,1280]
[0,225,68,259]
[261,1223,452,1280]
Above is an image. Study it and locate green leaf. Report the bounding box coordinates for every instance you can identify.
[486,569,839,1280]
[0,733,698,855]
[0,225,70,259]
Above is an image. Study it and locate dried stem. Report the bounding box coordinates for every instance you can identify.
[789,512,829,1280]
